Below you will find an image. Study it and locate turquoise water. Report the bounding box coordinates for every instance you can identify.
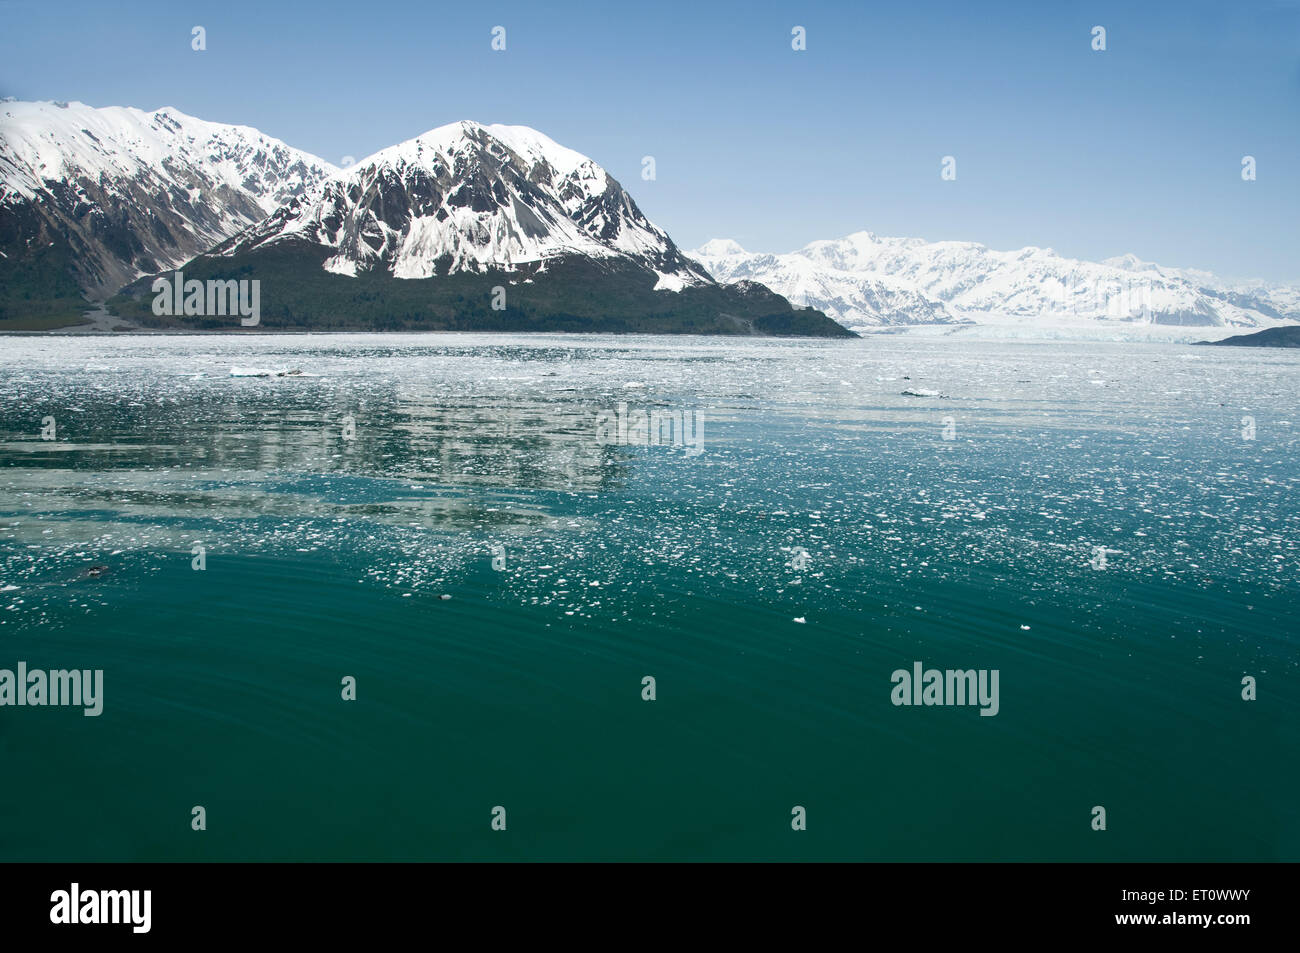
[0,333,1296,861]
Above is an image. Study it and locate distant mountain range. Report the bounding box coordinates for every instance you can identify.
[5,98,1296,338]
[0,101,847,336]
[688,234,1300,332]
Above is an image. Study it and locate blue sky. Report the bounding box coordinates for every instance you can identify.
[2,0,1298,281]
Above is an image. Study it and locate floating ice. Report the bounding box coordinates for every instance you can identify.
[230,366,304,378]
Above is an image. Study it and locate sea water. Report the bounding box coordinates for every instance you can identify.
[0,333,1296,860]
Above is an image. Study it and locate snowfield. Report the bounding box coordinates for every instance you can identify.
[690,231,1300,336]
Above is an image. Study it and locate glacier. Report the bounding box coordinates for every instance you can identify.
[690,231,1300,336]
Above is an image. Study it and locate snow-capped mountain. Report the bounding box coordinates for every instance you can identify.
[216,120,712,291]
[111,120,846,336]
[690,232,1300,331]
[0,99,336,297]
[691,239,961,327]
[1100,253,1300,325]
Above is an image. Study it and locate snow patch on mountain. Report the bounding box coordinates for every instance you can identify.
[0,100,332,210]
[0,99,337,296]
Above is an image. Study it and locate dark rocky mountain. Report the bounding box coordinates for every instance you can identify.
[1198,325,1300,348]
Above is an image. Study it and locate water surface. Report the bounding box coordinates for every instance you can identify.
[0,333,1296,860]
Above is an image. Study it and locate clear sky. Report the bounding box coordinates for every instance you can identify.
[2,0,1297,281]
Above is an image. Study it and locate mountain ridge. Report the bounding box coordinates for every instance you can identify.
[0,99,337,322]
[213,119,712,289]
[689,232,1300,331]
[102,116,851,336]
